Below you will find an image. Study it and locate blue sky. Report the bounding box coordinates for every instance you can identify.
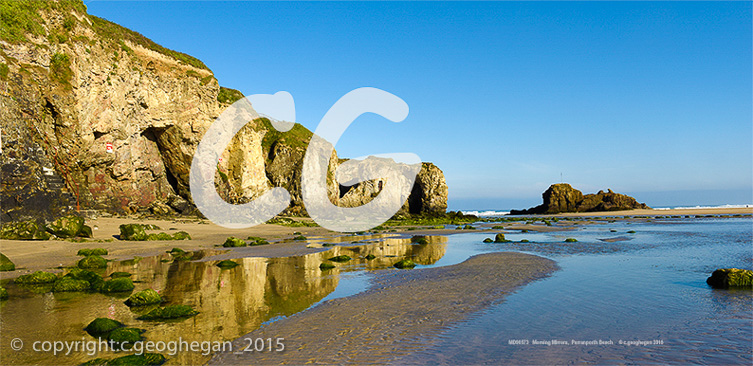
[84,1,752,210]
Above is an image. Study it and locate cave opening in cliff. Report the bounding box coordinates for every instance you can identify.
[141,127,181,196]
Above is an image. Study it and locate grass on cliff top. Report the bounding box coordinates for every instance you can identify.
[89,15,209,70]
[257,117,313,154]
[0,0,86,43]
[217,87,244,104]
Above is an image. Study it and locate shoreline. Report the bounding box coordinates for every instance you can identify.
[208,252,558,365]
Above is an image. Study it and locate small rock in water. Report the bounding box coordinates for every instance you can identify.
[707,268,753,289]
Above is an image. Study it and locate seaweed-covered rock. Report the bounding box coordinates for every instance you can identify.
[222,237,246,247]
[65,268,104,291]
[52,277,91,292]
[328,255,352,262]
[319,262,336,270]
[79,225,94,238]
[168,248,185,254]
[46,215,85,238]
[0,220,51,240]
[108,328,145,349]
[293,235,307,241]
[101,278,135,293]
[0,253,15,271]
[119,224,148,241]
[85,318,124,337]
[15,271,58,284]
[77,248,108,256]
[81,353,166,366]
[216,260,239,269]
[365,254,376,260]
[137,305,198,320]
[147,232,173,241]
[707,268,753,289]
[125,289,163,307]
[394,259,416,269]
[0,287,8,300]
[79,255,108,269]
[171,231,191,240]
[411,236,429,244]
[110,272,132,278]
[247,236,269,246]
[564,238,578,243]
[494,233,509,243]
[482,238,493,243]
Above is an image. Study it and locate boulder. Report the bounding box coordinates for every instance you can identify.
[77,248,108,256]
[101,278,135,293]
[125,289,163,307]
[84,318,124,337]
[119,224,148,241]
[78,255,108,269]
[15,271,58,284]
[706,268,753,289]
[511,184,649,214]
[0,221,51,240]
[65,268,105,292]
[319,262,336,270]
[136,305,198,320]
[0,253,15,271]
[222,237,246,247]
[107,328,145,349]
[494,233,509,243]
[52,278,91,292]
[394,259,416,269]
[46,215,85,238]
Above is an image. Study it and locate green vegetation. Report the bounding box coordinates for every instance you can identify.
[110,272,132,278]
[385,211,478,227]
[258,118,314,154]
[319,262,336,270]
[137,305,198,320]
[627,230,636,234]
[293,235,307,241]
[246,236,269,246]
[49,53,72,85]
[101,277,134,293]
[63,268,104,291]
[15,271,57,284]
[222,237,246,247]
[0,220,51,240]
[564,238,578,243]
[482,238,493,243]
[119,224,147,241]
[365,254,376,260]
[0,253,15,271]
[520,239,530,243]
[85,318,124,337]
[707,268,753,289]
[77,248,108,256]
[0,62,8,79]
[216,260,238,269]
[79,255,108,269]
[81,353,167,366]
[0,286,7,300]
[107,328,144,349]
[125,289,162,307]
[217,86,244,104]
[328,255,351,262]
[494,233,510,243]
[394,259,416,269]
[52,277,90,292]
[146,232,173,241]
[172,231,191,240]
[267,216,319,227]
[89,15,208,70]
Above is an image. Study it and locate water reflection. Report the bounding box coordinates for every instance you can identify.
[0,236,446,365]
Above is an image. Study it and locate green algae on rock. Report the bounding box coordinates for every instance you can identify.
[46,215,85,238]
[77,248,108,256]
[564,238,578,243]
[125,289,163,307]
[65,268,105,291]
[0,286,8,300]
[216,260,239,269]
[15,271,58,284]
[110,272,132,278]
[137,305,198,320]
[52,277,91,292]
[328,255,352,262]
[171,231,191,240]
[246,236,269,246]
[119,224,148,241]
[394,259,416,269]
[0,220,51,240]
[319,262,336,270]
[482,238,493,243]
[80,352,167,366]
[222,237,246,247]
[107,327,145,348]
[85,318,124,337]
[101,278,135,293]
[365,254,376,260]
[79,255,108,269]
[0,253,15,271]
[494,233,510,243]
[707,268,753,289]
[411,236,429,244]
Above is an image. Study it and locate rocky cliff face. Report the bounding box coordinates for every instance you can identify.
[510,183,649,215]
[0,0,447,222]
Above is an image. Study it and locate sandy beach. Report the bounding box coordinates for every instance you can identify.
[208,252,558,365]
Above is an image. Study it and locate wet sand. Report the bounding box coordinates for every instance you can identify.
[209,252,557,365]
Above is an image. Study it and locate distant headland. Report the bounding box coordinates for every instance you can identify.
[510,183,650,215]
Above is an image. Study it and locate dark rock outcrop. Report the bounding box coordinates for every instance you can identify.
[511,183,649,215]
[706,268,753,289]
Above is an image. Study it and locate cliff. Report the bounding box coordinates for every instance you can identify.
[510,183,650,215]
[0,0,447,222]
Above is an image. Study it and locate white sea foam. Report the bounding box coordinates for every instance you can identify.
[461,210,510,217]
[654,204,752,210]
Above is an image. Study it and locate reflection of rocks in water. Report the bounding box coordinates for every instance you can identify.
[265,255,339,317]
[321,236,447,268]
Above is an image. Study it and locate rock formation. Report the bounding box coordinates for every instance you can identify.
[510,183,649,215]
[0,1,448,222]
